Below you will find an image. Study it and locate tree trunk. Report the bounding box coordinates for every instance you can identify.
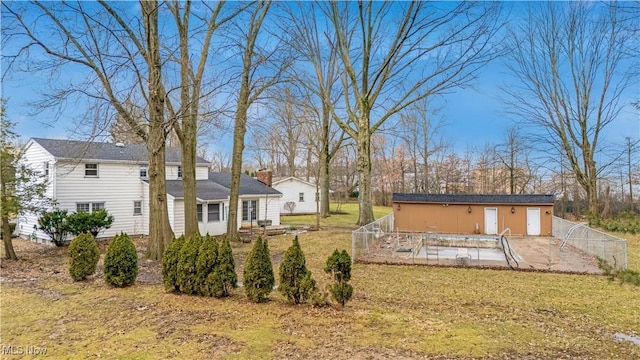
[227,105,248,240]
[356,127,374,225]
[181,119,199,238]
[319,148,331,218]
[1,217,17,260]
[143,0,174,260]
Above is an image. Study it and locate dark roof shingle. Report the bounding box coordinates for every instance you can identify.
[392,193,554,205]
[164,173,281,201]
[31,138,209,164]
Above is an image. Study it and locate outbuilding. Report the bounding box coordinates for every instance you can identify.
[392,193,554,236]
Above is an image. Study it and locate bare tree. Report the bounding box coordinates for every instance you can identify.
[283,1,345,218]
[323,1,503,225]
[164,1,246,238]
[398,99,448,193]
[226,1,289,239]
[503,2,638,218]
[3,1,175,259]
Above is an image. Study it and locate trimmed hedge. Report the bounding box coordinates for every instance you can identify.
[68,233,100,281]
[212,237,238,297]
[197,235,219,296]
[104,233,138,287]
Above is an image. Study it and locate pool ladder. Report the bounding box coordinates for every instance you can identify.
[499,228,519,269]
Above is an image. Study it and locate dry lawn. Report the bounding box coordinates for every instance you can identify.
[1,212,639,359]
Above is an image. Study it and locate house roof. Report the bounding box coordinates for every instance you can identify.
[392,193,555,205]
[30,138,209,164]
[208,172,282,196]
[272,176,316,188]
[165,172,282,201]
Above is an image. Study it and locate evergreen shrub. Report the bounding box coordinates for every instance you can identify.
[104,232,138,287]
[68,233,100,281]
[162,236,185,292]
[243,236,274,302]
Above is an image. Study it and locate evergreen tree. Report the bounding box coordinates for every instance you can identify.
[325,249,353,308]
[212,236,238,297]
[162,236,185,292]
[243,236,274,303]
[176,233,202,294]
[279,236,315,304]
[196,234,219,296]
[104,232,138,287]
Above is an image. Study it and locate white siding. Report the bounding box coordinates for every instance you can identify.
[172,197,184,236]
[199,201,228,236]
[18,142,56,241]
[53,161,146,238]
[238,195,282,228]
[141,182,150,235]
[273,178,318,215]
[195,166,209,180]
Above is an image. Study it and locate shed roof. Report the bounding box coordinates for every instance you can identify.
[30,138,209,164]
[392,193,554,205]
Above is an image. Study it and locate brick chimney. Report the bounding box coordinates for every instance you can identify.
[256,169,272,187]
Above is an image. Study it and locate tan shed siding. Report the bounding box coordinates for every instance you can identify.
[55,161,145,238]
[393,202,553,236]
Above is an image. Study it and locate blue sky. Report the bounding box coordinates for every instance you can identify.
[1,1,638,158]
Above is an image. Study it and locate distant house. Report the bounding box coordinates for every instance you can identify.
[272,177,319,215]
[20,138,281,242]
[392,193,554,236]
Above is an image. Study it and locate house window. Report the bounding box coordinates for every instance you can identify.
[85,163,98,177]
[139,166,148,178]
[197,204,203,222]
[208,203,222,222]
[299,192,305,202]
[133,201,142,216]
[242,200,258,221]
[77,202,105,212]
[43,161,50,176]
[177,166,182,179]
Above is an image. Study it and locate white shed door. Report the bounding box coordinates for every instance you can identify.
[527,208,541,236]
[484,208,498,235]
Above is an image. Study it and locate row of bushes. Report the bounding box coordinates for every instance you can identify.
[40,208,114,246]
[593,213,640,234]
[68,232,138,287]
[162,234,238,297]
[162,235,354,307]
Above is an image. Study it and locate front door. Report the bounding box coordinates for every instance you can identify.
[484,208,498,235]
[527,208,541,236]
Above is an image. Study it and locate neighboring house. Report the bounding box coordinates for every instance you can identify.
[19,138,281,242]
[392,193,554,236]
[272,177,319,215]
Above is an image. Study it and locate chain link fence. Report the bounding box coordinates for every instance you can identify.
[352,213,394,262]
[352,213,628,273]
[553,216,627,270]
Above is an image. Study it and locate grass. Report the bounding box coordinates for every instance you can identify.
[280,202,392,229]
[1,217,639,358]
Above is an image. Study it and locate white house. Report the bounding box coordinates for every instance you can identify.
[19,138,281,242]
[272,177,320,215]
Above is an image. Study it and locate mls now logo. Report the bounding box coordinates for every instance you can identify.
[2,345,47,356]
